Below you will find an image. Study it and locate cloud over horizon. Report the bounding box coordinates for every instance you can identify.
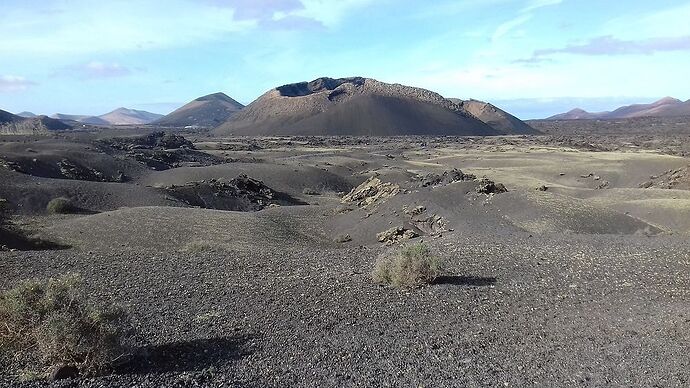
[533,35,690,57]
[0,75,35,92]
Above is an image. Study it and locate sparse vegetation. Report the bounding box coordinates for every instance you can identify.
[302,187,320,195]
[46,197,74,214]
[372,243,444,288]
[0,274,134,379]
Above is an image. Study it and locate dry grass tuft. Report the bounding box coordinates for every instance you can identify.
[372,243,444,288]
[0,274,134,379]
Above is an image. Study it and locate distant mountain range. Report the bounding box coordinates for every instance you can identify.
[214,77,538,136]
[548,97,690,120]
[154,92,244,127]
[50,108,163,126]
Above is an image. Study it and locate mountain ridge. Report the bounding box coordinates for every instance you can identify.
[548,97,690,120]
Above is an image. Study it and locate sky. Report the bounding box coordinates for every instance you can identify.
[1,0,690,119]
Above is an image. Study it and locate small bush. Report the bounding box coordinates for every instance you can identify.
[46,197,75,214]
[372,243,443,288]
[46,197,74,214]
[0,274,134,378]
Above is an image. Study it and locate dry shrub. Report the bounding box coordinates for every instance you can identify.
[46,197,74,214]
[0,274,134,378]
[372,243,443,288]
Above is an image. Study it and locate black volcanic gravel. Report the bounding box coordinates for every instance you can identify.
[1,231,689,387]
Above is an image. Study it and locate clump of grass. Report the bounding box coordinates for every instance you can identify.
[46,197,75,214]
[372,243,444,288]
[0,274,134,379]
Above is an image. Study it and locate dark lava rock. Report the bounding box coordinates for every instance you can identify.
[49,364,79,381]
[536,185,549,191]
[101,131,194,151]
[163,174,306,211]
[475,178,508,194]
[419,168,475,187]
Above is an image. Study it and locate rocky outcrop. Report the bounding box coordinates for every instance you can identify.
[341,176,400,208]
[376,226,418,245]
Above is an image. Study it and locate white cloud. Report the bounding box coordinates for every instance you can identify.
[0,75,35,92]
[521,0,562,13]
[298,0,378,27]
[492,14,532,42]
[605,2,690,39]
[491,0,562,42]
[0,1,254,55]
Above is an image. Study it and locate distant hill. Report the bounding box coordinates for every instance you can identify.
[155,92,244,127]
[1,110,72,134]
[214,77,509,136]
[17,111,37,118]
[51,108,162,126]
[548,97,690,120]
[51,113,95,122]
[98,108,163,125]
[448,98,539,134]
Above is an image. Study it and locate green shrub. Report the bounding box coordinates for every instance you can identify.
[0,274,134,378]
[46,197,74,214]
[372,243,444,288]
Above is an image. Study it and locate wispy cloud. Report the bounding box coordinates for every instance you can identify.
[204,0,304,20]
[491,0,562,42]
[520,35,690,61]
[521,0,562,13]
[492,14,532,42]
[76,62,133,78]
[0,75,35,92]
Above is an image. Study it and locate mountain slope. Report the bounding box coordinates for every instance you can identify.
[214,77,501,136]
[449,98,539,134]
[16,111,37,118]
[155,92,244,127]
[548,97,690,120]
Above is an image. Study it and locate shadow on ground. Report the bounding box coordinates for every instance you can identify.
[434,276,496,286]
[122,336,255,374]
[0,228,71,251]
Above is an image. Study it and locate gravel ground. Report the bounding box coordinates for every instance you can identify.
[2,230,689,387]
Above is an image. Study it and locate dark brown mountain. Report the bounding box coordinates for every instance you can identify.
[155,92,244,127]
[214,77,502,136]
[449,98,539,134]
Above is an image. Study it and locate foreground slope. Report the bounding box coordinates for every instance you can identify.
[155,92,244,127]
[214,77,501,136]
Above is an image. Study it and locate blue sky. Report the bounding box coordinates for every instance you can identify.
[1,0,689,119]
